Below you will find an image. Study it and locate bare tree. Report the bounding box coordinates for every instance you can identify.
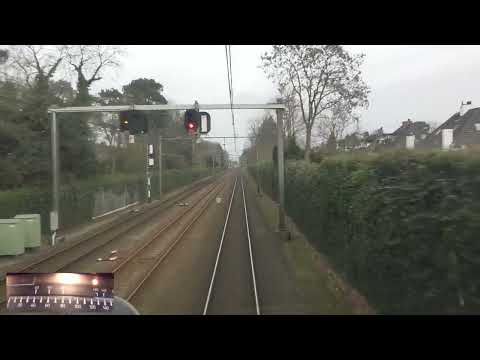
[248,116,264,147]
[0,49,8,65]
[246,113,278,163]
[2,46,64,130]
[90,112,120,173]
[276,84,300,139]
[5,45,63,88]
[261,45,370,162]
[317,101,360,143]
[90,88,127,174]
[62,45,125,105]
[91,113,119,146]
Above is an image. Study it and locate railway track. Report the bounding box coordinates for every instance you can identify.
[1,171,261,315]
[0,174,224,308]
[120,176,230,301]
[203,175,260,315]
[122,173,260,315]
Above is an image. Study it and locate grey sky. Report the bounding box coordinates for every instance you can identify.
[93,45,480,157]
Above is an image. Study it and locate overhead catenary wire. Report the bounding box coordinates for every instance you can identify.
[228,46,237,143]
[225,46,235,143]
[225,45,237,153]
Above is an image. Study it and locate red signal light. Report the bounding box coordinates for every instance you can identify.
[184,109,199,133]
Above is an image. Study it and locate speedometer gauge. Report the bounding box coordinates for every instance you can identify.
[6,273,114,313]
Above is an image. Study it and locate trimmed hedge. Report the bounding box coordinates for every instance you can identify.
[249,150,480,314]
[0,168,215,235]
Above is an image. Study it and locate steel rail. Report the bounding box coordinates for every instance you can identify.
[241,176,260,315]
[113,179,224,275]
[0,176,222,307]
[202,177,238,315]
[125,178,229,302]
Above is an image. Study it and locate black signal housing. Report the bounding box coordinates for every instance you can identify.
[184,109,200,134]
[119,111,148,135]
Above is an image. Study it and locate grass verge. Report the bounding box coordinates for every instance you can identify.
[244,170,374,314]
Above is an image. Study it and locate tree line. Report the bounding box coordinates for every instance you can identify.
[0,45,226,190]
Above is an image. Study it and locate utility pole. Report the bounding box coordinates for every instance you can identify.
[158,131,163,198]
[191,100,200,167]
[50,111,60,245]
[212,152,215,175]
[145,132,150,203]
[256,137,261,196]
[146,117,154,203]
[223,138,227,169]
[150,116,162,200]
[276,108,287,233]
[192,137,196,167]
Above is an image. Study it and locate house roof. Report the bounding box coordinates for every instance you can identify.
[391,119,429,137]
[423,107,480,147]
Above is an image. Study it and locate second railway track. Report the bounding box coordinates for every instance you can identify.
[0,175,225,308]
[123,172,261,315]
[122,177,229,301]
[1,171,262,315]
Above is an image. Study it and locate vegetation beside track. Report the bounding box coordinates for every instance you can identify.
[243,171,363,314]
[248,149,480,314]
[0,167,220,234]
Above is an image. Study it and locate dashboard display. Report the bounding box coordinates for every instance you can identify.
[6,273,114,313]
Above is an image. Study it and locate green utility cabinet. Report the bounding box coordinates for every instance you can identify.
[0,219,25,256]
[14,214,41,248]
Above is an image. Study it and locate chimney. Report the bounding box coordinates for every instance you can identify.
[459,101,472,116]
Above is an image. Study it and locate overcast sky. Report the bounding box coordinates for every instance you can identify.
[93,45,480,158]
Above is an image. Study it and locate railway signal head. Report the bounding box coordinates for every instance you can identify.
[184,109,211,134]
[187,120,196,131]
[119,111,148,135]
[184,109,200,134]
[119,114,129,132]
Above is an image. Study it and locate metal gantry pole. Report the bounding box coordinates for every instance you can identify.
[50,111,60,245]
[145,131,151,203]
[46,102,287,235]
[276,109,286,232]
[192,101,200,167]
[158,132,163,198]
[256,138,261,195]
[191,137,196,167]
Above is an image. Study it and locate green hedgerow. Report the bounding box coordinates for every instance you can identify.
[249,150,480,314]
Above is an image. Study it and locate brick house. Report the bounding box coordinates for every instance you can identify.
[360,120,429,151]
[390,119,430,149]
[421,106,480,150]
